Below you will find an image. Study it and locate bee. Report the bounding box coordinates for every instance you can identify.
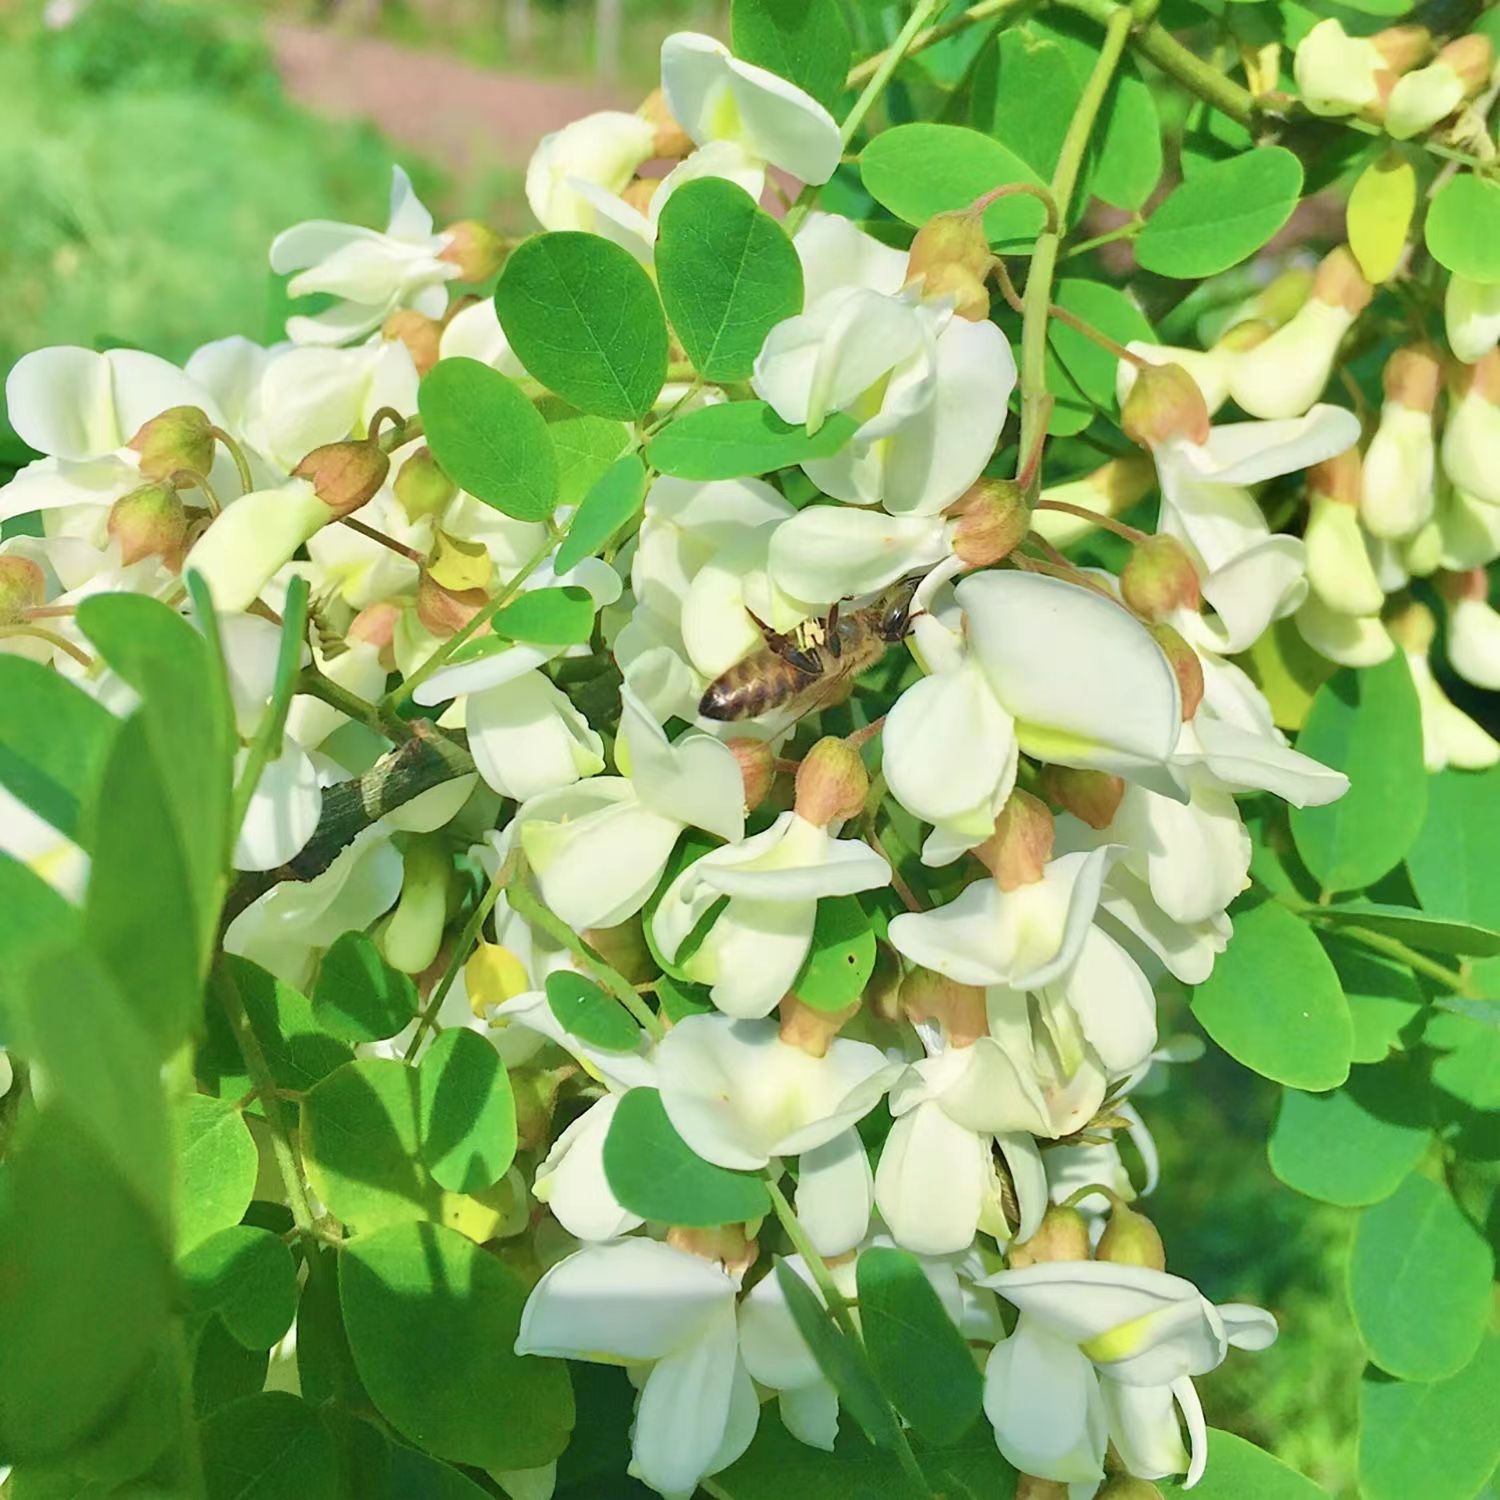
[698,575,922,725]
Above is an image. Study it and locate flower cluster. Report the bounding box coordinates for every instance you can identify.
[8,20,1495,1500]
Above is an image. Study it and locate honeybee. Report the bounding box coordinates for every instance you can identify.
[698,576,922,725]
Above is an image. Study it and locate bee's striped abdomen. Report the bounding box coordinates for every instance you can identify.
[698,651,819,721]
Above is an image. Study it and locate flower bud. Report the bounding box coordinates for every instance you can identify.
[416,573,490,638]
[349,600,401,667]
[383,310,443,376]
[1437,481,1500,571]
[1445,274,1500,365]
[727,737,775,812]
[1383,36,1489,139]
[583,916,657,985]
[465,941,531,1017]
[1439,568,1500,691]
[1294,19,1384,116]
[127,404,215,482]
[1296,594,1395,667]
[779,994,859,1057]
[1098,1481,1166,1500]
[1391,600,1500,770]
[665,1224,758,1277]
[293,440,390,519]
[1149,621,1204,720]
[1372,25,1432,75]
[793,737,869,827]
[1305,452,1385,617]
[1015,1478,1072,1500]
[950,476,1031,564]
[381,838,453,975]
[184,481,331,614]
[639,87,693,158]
[1120,362,1211,449]
[1120,534,1201,620]
[901,968,988,1047]
[0,556,45,624]
[621,176,659,216]
[906,210,993,321]
[1096,1201,1167,1270]
[1361,346,1439,541]
[1007,1204,1091,1268]
[1032,456,1155,548]
[974,789,1054,891]
[1402,519,1442,578]
[1441,350,1500,505]
[439,219,508,282]
[107,481,189,569]
[393,445,458,524]
[1228,247,1373,419]
[1038,764,1124,830]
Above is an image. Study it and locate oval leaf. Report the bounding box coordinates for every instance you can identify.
[731,0,851,114]
[554,452,648,573]
[1160,1429,1324,1497]
[793,895,876,1011]
[1135,148,1303,278]
[174,1094,258,1253]
[417,1026,517,1195]
[646,400,857,480]
[494,232,668,420]
[200,1392,339,1500]
[181,1225,299,1351]
[1347,151,1416,284]
[1191,899,1352,1090]
[418,357,559,522]
[313,930,419,1044]
[492,585,596,645]
[545,970,643,1053]
[1426,172,1500,284]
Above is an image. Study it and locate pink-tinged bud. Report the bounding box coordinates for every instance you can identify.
[582,916,657,985]
[1441,34,1494,93]
[640,88,693,158]
[1308,447,1362,506]
[1312,244,1376,316]
[793,737,869,827]
[1096,1201,1167,1270]
[0,556,45,624]
[394,445,457,523]
[1008,1205,1091,1267]
[1121,534,1202,621]
[779,994,859,1057]
[383,310,442,376]
[1150,621,1204,720]
[127,404,215,482]
[439,220,508,283]
[1383,344,1442,411]
[107,481,188,569]
[1038,764,1124,830]
[621,177,659,216]
[1120,361,1211,449]
[349,600,402,662]
[293,440,390,519]
[1371,24,1432,74]
[974,789,1055,890]
[906,210,994,321]
[666,1223,759,1276]
[1016,1478,1072,1500]
[727,737,775,812]
[1033,456,1155,548]
[950,476,1031,565]
[416,573,489,638]
[1439,566,1489,605]
[901,968,988,1048]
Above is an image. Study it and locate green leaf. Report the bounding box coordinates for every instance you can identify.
[554,452,648,572]
[1290,657,1427,894]
[1191,899,1352,1089]
[603,1086,771,1225]
[0,1112,173,1460]
[731,0,851,114]
[1135,148,1303,278]
[0,855,77,1032]
[417,1026,517,1194]
[1359,1337,1500,1500]
[860,124,1050,252]
[1407,765,1500,928]
[856,1247,982,1447]
[656,177,804,382]
[312,930,419,1044]
[1324,938,1425,1064]
[1425,172,1500,284]
[181,1226,299,1351]
[539,398,631,508]
[203,956,353,1101]
[495,231,668,420]
[493,584,597,645]
[1159,1429,1324,1497]
[1049,278,1156,411]
[195,1316,271,1420]
[1310,899,1500,957]
[199,1392,339,1500]
[774,1259,903,1452]
[792,895,877,1011]
[174,1094,258,1252]
[546,970,643,1052]
[303,1058,443,1232]
[1426,1011,1500,1111]
[0,656,116,845]
[341,1221,575,1469]
[646,400,858,480]
[1267,1061,1431,1206]
[418,356,559,522]
[295,1246,369,1413]
[1347,1173,1493,1381]
[1347,150,1416,283]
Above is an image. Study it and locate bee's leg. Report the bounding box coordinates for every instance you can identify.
[767,634,823,676]
[825,601,843,659]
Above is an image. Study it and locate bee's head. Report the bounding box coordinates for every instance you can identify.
[875,574,923,641]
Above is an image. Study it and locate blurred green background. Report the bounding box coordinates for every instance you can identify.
[0,2,1370,1492]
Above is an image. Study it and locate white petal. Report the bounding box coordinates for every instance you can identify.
[795,1127,875,1257]
[1099,1379,1189,1480]
[232,744,323,872]
[5,347,117,461]
[779,1381,840,1451]
[533,1097,643,1242]
[982,1324,1108,1485]
[767,506,949,605]
[620,687,745,842]
[467,672,605,802]
[724,54,842,185]
[874,1101,986,1256]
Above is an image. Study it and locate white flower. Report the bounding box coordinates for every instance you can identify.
[232,742,324,873]
[661,33,842,186]
[1360,349,1440,541]
[525,111,658,233]
[1295,593,1395,669]
[1393,606,1500,771]
[1446,275,1500,365]
[1441,352,1500,506]
[1293,19,1382,117]
[463,669,605,803]
[270,166,458,346]
[766,504,953,608]
[1442,572,1500,691]
[753,217,1015,516]
[651,810,889,1019]
[516,1238,758,1498]
[185,481,332,614]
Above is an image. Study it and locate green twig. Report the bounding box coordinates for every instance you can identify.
[1062,216,1145,259]
[845,0,1028,87]
[1311,921,1480,998]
